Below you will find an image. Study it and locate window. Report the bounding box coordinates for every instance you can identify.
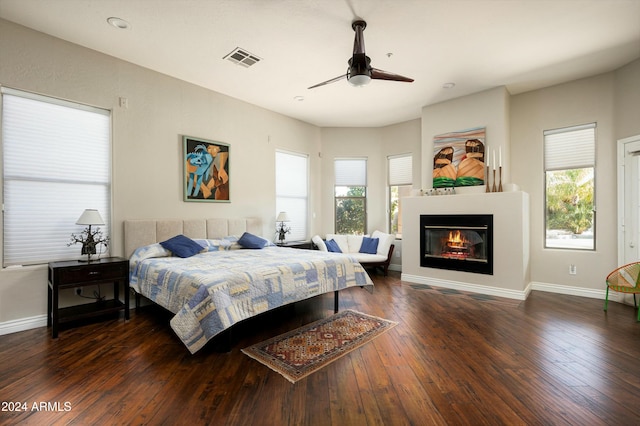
[388,154,413,238]
[544,123,595,250]
[275,150,308,241]
[2,88,111,266]
[334,158,367,234]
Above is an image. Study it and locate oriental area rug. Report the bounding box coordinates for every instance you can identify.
[241,310,398,383]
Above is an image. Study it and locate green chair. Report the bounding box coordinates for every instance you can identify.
[604,262,640,321]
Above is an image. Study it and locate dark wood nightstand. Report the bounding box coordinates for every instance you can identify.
[47,257,129,338]
[277,240,313,250]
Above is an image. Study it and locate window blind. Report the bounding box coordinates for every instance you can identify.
[335,158,367,186]
[544,123,596,170]
[2,88,111,266]
[388,154,413,186]
[275,150,308,241]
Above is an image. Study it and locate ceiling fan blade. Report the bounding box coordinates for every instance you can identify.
[352,20,367,55]
[371,68,414,83]
[307,74,346,89]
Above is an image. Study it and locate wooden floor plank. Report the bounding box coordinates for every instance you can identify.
[1,272,640,425]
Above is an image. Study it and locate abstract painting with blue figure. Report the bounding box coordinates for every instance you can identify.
[183,136,230,202]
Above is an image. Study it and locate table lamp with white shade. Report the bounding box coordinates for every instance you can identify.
[276,211,291,245]
[68,209,109,262]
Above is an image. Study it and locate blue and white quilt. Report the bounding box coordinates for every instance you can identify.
[129,241,374,353]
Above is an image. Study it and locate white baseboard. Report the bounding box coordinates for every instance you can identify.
[400,273,629,304]
[0,314,47,336]
[530,281,632,304]
[401,273,531,300]
[530,281,605,299]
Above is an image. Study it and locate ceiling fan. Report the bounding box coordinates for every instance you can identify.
[308,19,414,89]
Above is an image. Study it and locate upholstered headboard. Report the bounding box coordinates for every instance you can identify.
[124,218,262,258]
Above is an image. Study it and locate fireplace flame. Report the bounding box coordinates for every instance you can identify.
[447,230,468,248]
[441,230,472,259]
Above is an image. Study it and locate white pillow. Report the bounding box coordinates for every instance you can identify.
[325,234,349,253]
[371,230,395,257]
[312,235,327,251]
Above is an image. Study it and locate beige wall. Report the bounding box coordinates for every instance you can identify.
[0,20,421,327]
[319,120,422,268]
[415,65,640,295]
[511,59,640,292]
[421,87,511,190]
[380,119,422,266]
[615,59,640,140]
[511,73,617,291]
[0,19,324,325]
[319,120,421,233]
[319,127,384,234]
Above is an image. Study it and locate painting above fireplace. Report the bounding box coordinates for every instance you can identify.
[420,214,493,275]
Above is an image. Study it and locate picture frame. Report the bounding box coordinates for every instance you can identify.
[183,135,230,202]
[432,127,486,188]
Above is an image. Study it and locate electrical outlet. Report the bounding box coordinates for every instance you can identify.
[75,288,82,296]
[569,264,577,275]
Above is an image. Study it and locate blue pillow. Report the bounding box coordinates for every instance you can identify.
[325,239,342,253]
[359,237,379,254]
[238,232,269,249]
[160,234,204,258]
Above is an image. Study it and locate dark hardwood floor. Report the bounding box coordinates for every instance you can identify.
[2,272,640,425]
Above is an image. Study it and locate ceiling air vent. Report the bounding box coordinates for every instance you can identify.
[223,47,261,68]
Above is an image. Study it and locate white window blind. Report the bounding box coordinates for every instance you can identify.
[275,150,308,241]
[544,123,595,170]
[335,158,367,186]
[388,154,413,185]
[2,88,111,266]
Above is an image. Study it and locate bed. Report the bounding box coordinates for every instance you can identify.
[124,218,374,353]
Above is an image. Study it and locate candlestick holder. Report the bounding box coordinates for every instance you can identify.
[498,166,503,192]
[492,169,497,192]
[486,166,490,193]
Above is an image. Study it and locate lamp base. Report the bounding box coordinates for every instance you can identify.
[79,242,98,262]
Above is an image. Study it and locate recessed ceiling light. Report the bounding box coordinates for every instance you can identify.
[293,96,305,102]
[107,17,130,30]
[443,82,456,89]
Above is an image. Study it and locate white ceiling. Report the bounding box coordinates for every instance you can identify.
[1,0,639,127]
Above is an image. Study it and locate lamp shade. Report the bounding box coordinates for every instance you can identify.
[76,209,105,226]
[276,211,290,222]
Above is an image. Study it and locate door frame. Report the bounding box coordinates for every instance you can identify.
[617,134,640,265]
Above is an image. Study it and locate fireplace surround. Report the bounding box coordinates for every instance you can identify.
[401,191,530,300]
[421,214,493,275]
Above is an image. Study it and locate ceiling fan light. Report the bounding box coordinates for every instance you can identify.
[349,74,371,87]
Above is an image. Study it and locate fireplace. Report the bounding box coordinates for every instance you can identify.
[420,214,493,275]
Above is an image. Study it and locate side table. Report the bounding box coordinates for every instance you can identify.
[277,240,313,250]
[47,257,129,338]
